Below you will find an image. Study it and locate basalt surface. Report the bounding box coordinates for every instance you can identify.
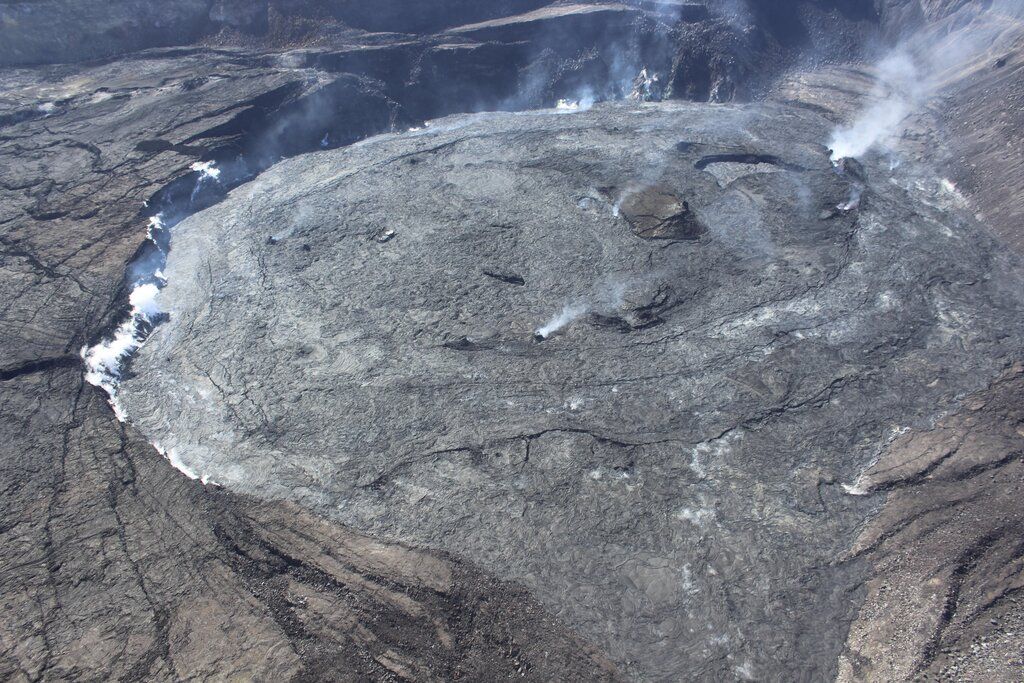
[120,100,1024,680]
[3,0,1024,680]
[0,49,630,681]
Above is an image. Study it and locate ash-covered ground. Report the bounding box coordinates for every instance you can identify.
[119,100,1024,680]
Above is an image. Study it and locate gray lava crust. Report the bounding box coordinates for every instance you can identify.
[121,100,1024,680]
[3,1,1024,680]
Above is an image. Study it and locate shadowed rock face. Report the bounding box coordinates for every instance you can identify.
[0,0,881,107]
[119,101,1024,680]
[835,363,1024,682]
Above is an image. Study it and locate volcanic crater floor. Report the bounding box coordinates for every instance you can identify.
[118,101,1024,680]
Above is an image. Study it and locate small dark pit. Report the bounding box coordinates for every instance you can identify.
[443,336,477,351]
[589,313,633,333]
[181,76,208,91]
[694,152,805,172]
[374,228,396,243]
[483,269,526,286]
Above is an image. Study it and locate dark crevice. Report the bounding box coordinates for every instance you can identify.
[0,355,80,382]
[694,152,807,172]
[870,449,1024,494]
[482,269,526,286]
[915,528,1010,673]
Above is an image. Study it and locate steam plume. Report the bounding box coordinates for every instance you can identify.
[82,279,163,411]
[190,160,221,203]
[536,303,588,339]
[830,2,1022,161]
[829,53,923,161]
[535,279,631,340]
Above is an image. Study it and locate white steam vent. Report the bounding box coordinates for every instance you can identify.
[190,160,221,181]
[630,67,661,102]
[829,53,923,161]
[82,213,168,413]
[190,160,221,203]
[81,281,163,413]
[535,280,630,340]
[555,88,596,113]
[535,303,588,339]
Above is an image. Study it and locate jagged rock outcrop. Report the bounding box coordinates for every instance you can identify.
[835,364,1024,681]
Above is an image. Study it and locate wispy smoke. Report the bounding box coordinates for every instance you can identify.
[190,160,221,181]
[81,211,173,420]
[82,277,164,416]
[829,53,924,160]
[837,184,863,212]
[830,2,1021,161]
[535,279,631,339]
[548,60,664,113]
[555,88,596,113]
[190,160,222,202]
[536,303,589,339]
[629,67,662,101]
[129,282,162,319]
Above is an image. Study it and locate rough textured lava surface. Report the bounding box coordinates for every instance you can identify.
[2,0,1024,681]
[120,101,1024,680]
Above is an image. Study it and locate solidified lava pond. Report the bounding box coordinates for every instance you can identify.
[117,101,1024,680]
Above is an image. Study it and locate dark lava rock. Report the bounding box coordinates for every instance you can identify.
[119,101,1024,680]
[0,0,213,66]
[835,362,1024,681]
[835,156,869,185]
